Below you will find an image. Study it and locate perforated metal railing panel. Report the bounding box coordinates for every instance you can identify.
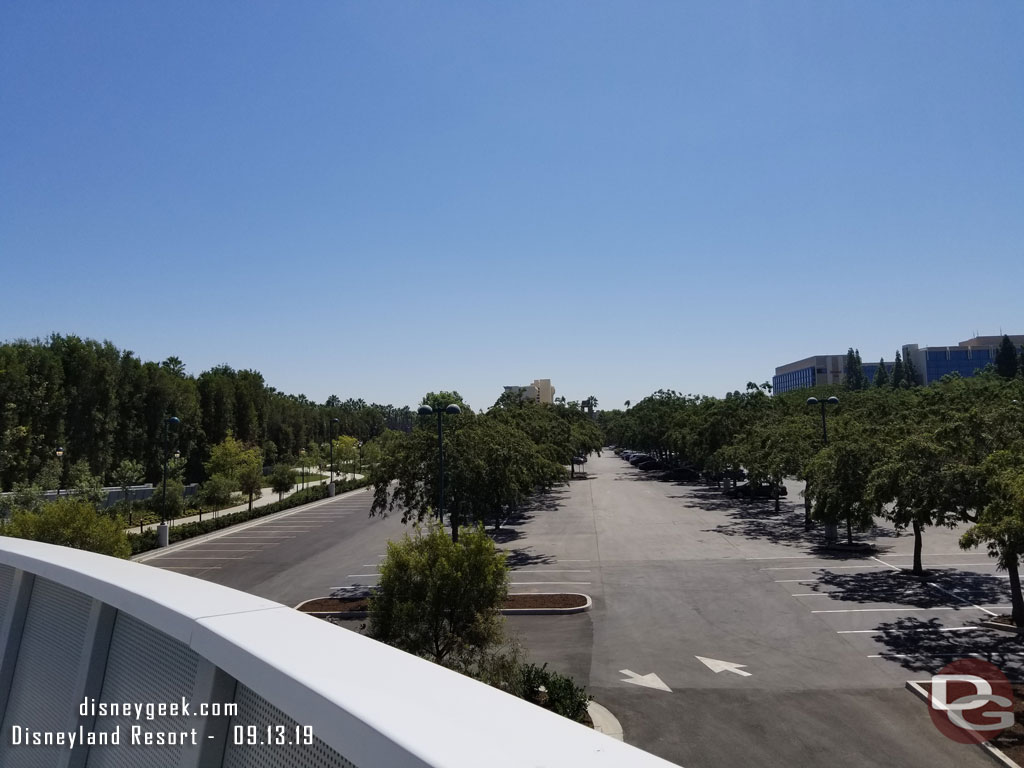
[84,612,203,768]
[0,563,13,619]
[222,684,357,768]
[1,577,93,768]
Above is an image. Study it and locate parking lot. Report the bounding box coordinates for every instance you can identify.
[497,453,1011,767]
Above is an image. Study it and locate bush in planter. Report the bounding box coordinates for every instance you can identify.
[517,662,591,723]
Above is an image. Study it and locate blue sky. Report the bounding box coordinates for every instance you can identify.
[2,2,1022,412]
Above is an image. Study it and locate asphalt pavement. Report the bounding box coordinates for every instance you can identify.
[136,455,1019,767]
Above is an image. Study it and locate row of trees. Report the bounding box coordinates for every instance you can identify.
[0,335,415,492]
[601,372,1024,623]
[368,391,604,536]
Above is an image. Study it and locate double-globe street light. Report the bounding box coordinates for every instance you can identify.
[55,446,65,499]
[157,416,180,548]
[417,403,461,541]
[805,396,839,540]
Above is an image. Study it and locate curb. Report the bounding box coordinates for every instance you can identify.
[501,593,593,615]
[132,486,370,562]
[588,700,623,741]
[977,620,1024,635]
[905,680,1021,768]
[294,592,593,620]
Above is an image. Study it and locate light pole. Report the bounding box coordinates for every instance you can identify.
[329,418,340,493]
[418,403,461,540]
[805,396,839,540]
[158,416,180,547]
[55,446,65,499]
[300,449,306,490]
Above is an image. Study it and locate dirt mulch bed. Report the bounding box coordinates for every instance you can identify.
[299,593,587,613]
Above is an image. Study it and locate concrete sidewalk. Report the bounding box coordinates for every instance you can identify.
[126,473,364,534]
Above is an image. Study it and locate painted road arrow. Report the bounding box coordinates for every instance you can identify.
[695,656,752,677]
[619,669,672,692]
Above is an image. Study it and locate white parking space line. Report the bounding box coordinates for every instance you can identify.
[558,559,591,562]
[837,627,981,634]
[811,607,983,614]
[871,556,999,618]
[790,593,830,597]
[511,570,591,574]
[868,653,995,660]
[159,566,222,570]
[509,581,591,585]
[762,565,884,571]
[165,548,263,552]
[745,555,816,560]
[151,556,247,560]
[775,579,817,583]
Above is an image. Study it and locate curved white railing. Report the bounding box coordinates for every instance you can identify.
[0,537,679,767]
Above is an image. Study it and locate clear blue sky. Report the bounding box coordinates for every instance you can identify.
[2,2,1022,412]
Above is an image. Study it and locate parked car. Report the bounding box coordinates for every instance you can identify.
[727,482,788,499]
[638,459,665,471]
[629,454,651,466]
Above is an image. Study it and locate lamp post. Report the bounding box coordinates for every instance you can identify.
[329,418,340,494]
[805,396,839,540]
[418,403,461,540]
[55,446,65,499]
[300,450,306,490]
[158,416,180,548]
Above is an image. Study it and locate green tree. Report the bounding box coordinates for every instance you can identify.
[807,423,880,545]
[369,523,509,665]
[200,474,235,508]
[873,359,889,388]
[904,351,920,387]
[0,496,131,558]
[205,433,260,488]
[332,435,359,479]
[890,351,906,389]
[996,334,1019,380]
[111,458,144,523]
[237,461,264,511]
[845,348,865,390]
[269,464,295,501]
[961,450,1024,625]
[68,459,106,505]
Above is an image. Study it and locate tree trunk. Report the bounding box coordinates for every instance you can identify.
[804,481,812,531]
[774,484,780,513]
[912,520,923,575]
[1007,554,1024,627]
[846,515,853,545]
[248,491,253,512]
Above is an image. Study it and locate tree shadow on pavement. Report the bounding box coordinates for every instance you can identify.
[870,616,1024,678]
[500,547,556,568]
[812,569,1011,608]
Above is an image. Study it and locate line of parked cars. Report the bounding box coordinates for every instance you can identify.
[616,448,786,495]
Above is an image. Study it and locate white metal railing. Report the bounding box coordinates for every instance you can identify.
[0,537,680,767]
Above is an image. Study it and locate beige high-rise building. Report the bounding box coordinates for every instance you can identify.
[503,378,556,404]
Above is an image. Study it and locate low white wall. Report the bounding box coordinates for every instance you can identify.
[0,537,680,768]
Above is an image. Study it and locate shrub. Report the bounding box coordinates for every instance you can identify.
[369,522,508,665]
[1,496,131,558]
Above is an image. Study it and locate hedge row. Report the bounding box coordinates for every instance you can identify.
[129,478,371,555]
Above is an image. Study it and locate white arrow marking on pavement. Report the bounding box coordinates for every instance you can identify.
[695,656,752,677]
[619,669,672,692]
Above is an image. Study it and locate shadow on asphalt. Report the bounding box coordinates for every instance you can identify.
[811,569,1011,608]
[870,615,1024,677]
[501,548,556,568]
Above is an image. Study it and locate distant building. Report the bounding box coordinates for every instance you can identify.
[773,335,1023,393]
[772,355,845,394]
[503,378,556,404]
[903,336,1024,385]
